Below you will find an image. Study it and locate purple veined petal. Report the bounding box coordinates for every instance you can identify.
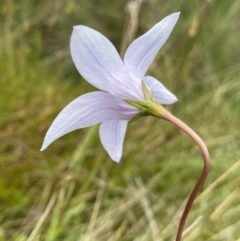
[70,26,144,100]
[99,120,128,162]
[41,91,139,151]
[124,12,180,79]
[144,76,178,104]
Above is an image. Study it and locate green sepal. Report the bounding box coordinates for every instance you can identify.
[125,98,165,122]
[125,99,148,112]
[125,80,166,123]
[142,80,155,101]
[128,112,147,123]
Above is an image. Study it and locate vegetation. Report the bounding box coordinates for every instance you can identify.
[1,0,240,240]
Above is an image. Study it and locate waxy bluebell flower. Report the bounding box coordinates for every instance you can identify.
[41,12,180,162]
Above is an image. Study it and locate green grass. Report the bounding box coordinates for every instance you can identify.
[1,0,240,240]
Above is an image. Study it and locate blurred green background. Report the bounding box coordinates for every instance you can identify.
[1,0,240,240]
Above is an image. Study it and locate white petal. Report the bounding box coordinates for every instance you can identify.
[100,120,128,162]
[124,12,180,79]
[41,92,139,150]
[70,26,143,100]
[144,76,178,104]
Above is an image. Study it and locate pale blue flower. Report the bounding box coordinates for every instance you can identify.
[41,13,180,162]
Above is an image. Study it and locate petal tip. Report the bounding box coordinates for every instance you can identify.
[167,93,178,104]
[108,150,122,163]
[112,157,121,163]
[40,143,48,151]
[173,96,178,103]
[169,12,180,20]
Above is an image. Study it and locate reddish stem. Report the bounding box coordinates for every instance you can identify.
[160,108,210,241]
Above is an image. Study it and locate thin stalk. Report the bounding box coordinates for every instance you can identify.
[159,108,210,241]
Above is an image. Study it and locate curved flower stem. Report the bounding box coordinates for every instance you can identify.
[159,108,210,241]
